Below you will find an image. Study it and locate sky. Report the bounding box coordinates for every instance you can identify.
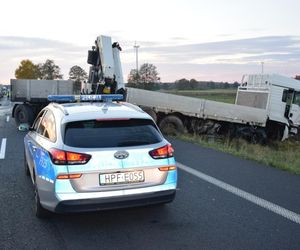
[0,0,300,84]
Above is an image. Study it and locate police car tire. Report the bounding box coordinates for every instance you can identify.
[24,151,30,176]
[159,115,184,135]
[34,184,49,219]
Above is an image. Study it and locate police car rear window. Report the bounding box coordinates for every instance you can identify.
[64,119,162,148]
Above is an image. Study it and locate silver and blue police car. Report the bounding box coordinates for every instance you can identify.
[24,95,177,218]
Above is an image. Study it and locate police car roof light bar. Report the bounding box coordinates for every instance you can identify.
[48,94,123,103]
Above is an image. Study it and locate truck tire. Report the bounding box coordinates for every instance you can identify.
[14,104,35,126]
[252,128,267,145]
[142,107,157,122]
[159,115,184,136]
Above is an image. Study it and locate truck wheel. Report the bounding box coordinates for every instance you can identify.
[252,129,267,145]
[159,115,184,136]
[14,104,35,126]
[142,108,157,122]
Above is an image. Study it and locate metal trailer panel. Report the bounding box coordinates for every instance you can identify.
[236,91,269,109]
[127,88,205,117]
[126,88,268,126]
[203,100,267,126]
[11,79,75,102]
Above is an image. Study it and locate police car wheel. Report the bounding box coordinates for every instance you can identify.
[24,151,30,176]
[34,184,49,219]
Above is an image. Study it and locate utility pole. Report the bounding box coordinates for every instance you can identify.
[133,42,140,83]
[260,61,265,86]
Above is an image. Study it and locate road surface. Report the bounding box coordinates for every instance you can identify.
[0,97,299,250]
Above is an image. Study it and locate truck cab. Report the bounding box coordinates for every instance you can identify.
[236,74,300,137]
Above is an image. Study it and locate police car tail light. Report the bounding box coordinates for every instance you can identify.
[49,148,91,165]
[49,149,66,165]
[158,166,177,171]
[66,152,91,165]
[57,174,82,179]
[149,144,174,159]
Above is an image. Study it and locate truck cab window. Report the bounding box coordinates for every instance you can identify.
[293,92,300,106]
[282,90,288,102]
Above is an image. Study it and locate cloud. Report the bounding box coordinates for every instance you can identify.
[0,36,89,83]
[0,36,69,50]
[132,36,300,64]
[0,35,299,84]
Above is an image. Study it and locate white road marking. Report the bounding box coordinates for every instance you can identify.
[0,138,7,159]
[6,115,9,122]
[177,162,300,225]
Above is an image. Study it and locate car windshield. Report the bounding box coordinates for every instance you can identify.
[64,118,163,148]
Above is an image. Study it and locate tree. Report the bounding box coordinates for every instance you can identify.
[39,59,63,80]
[15,60,40,79]
[189,79,198,89]
[175,78,189,90]
[127,63,160,90]
[69,65,88,83]
[127,69,140,88]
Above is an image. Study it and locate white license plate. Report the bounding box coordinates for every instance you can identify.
[99,171,145,185]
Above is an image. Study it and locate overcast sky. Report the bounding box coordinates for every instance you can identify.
[1,0,300,84]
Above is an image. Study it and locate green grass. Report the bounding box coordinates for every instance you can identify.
[161,89,237,104]
[176,134,300,175]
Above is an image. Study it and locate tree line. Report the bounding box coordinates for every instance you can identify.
[15,59,239,91]
[15,59,87,84]
[127,63,239,90]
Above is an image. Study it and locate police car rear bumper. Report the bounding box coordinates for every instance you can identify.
[54,189,176,213]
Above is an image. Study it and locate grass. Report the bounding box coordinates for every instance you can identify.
[176,134,300,175]
[161,89,237,104]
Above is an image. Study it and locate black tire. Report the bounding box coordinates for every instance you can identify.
[34,184,50,219]
[14,104,35,126]
[142,107,157,122]
[159,115,184,136]
[24,151,30,176]
[252,128,267,145]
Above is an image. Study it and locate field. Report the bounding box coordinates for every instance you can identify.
[161,89,237,103]
[164,88,300,175]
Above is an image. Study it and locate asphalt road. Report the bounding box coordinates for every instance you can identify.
[0,97,300,250]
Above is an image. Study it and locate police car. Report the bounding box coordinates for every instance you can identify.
[24,94,177,218]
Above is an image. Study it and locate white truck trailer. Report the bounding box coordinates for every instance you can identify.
[11,79,79,125]
[126,74,300,142]
[10,35,300,142]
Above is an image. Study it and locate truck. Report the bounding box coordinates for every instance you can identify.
[10,35,300,142]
